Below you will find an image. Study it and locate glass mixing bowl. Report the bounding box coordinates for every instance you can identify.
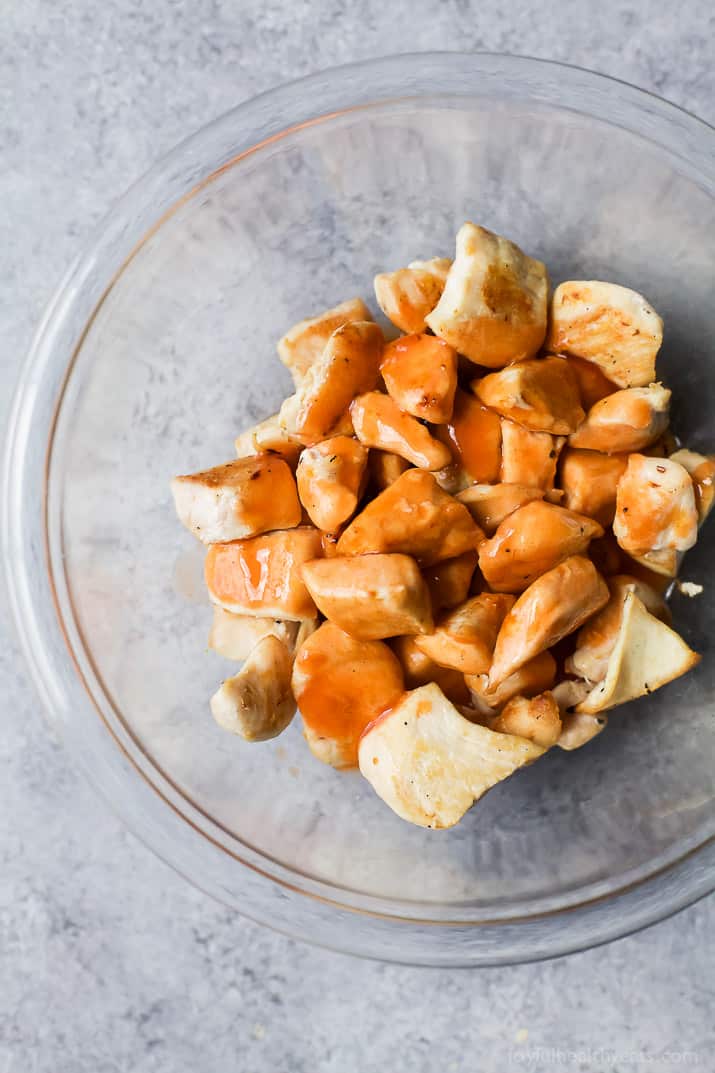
[4,54,714,966]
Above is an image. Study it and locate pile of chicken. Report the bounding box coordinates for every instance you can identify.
[172,222,712,829]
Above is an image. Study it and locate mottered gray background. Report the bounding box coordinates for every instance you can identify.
[1,2,713,1070]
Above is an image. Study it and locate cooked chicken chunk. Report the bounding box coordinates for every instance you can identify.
[292,622,404,768]
[559,448,628,526]
[205,527,323,620]
[172,455,302,545]
[374,258,451,334]
[568,383,670,453]
[351,391,452,470]
[234,414,304,464]
[500,419,565,490]
[415,593,515,675]
[576,593,700,714]
[557,709,607,750]
[478,499,603,593]
[277,297,373,385]
[210,636,296,742]
[380,333,458,423]
[456,483,545,534]
[425,223,548,367]
[546,281,663,388]
[613,454,698,555]
[489,556,609,687]
[358,683,545,827]
[466,650,557,716]
[301,553,433,640]
[391,635,470,705]
[490,691,562,748]
[439,389,503,483]
[367,450,412,490]
[564,355,618,409]
[279,321,384,439]
[337,468,483,566]
[296,435,368,531]
[422,551,477,612]
[670,448,715,524]
[208,607,300,661]
[473,356,584,435]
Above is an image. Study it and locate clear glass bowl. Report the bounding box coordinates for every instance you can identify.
[3,54,714,966]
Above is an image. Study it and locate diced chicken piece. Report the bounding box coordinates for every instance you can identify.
[277,297,373,385]
[279,321,384,439]
[208,606,300,661]
[589,532,624,577]
[358,683,545,828]
[172,455,302,545]
[422,551,477,612]
[624,548,682,582]
[380,334,458,423]
[374,258,452,334]
[613,454,698,555]
[478,500,603,593]
[350,391,451,471]
[337,468,483,566]
[564,355,618,409]
[566,574,671,684]
[205,527,323,620]
[367,449,411,491]
[557,709,608,750]
[391,635,470,706]
[292,622,404,768]
[490,691,562,748]
[296,435,368,531]
[415,593,514,675]
[431,462,474,495]
[670,448,715,525]
[576,593,700,714]
[456,483,545,534]
[425,223,548,367]
[568,383,670,453]
[210,636,295,742]
[551,678,592,714]
[466,651,557,716]
[234,415,304,464]
[438,389,503,483]
[500,418,565,491]
[473,356,584,435]
[301,554,433,640]
[546,281,663,388]
[559,448,629,526]
[489,556,609,687]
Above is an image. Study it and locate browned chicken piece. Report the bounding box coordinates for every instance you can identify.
[350,391,452,470]
[292,621,405,768]
[478,499,603,593]
[337,468,483,566]
[210,635,296,742]
[557,709,608,750]
[301,554,433,640]
[277,297,373,386]
[551,678,591,714]
[456,483,545,534]
[358,683,545,828]
[425,223,548,367]
[172,455,302,544]
[373,258,452,334]
[559,448,629,526]
[473,356,585,435]
[234,414,304,464]
[296,435,368,531]
[625,548,682,580]
[415,593,515,675]
[208,607,301,661]
[489,556,609,687]
[367,450,412,491]
[500,419,566,492]
[380,333,458,423]
[567,574,671,684]
[613,454,698,555]
[279,321,384,439]
[564,355,618,409]
[546,281,663,388]
[466,650,557,715]
[391,635,470,705]
[490,691,562,748]
[205,527,323,620]
[422,551,477,612]
[670,448,715,524]
[438,388,503,483]
[568,383,670,453]
[431,462,474,496]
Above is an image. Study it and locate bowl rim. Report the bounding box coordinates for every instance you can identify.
[3,51,713,966]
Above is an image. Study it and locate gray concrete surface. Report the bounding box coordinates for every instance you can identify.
[1,2,713,1070]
